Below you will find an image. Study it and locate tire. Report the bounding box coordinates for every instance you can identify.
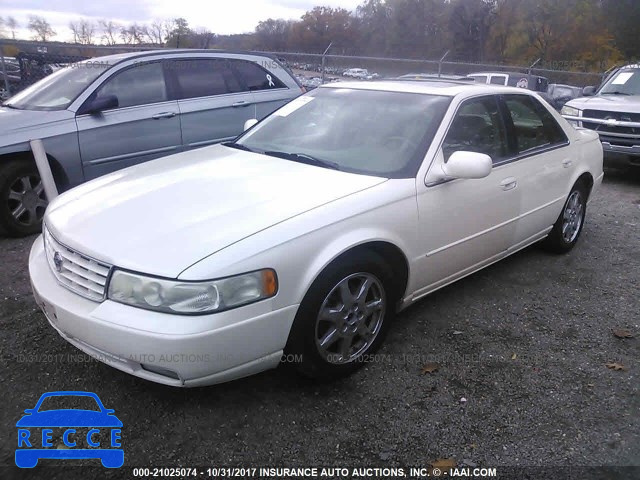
[285,250,396,380]
[0,159,48,237]
[542,181,588,253]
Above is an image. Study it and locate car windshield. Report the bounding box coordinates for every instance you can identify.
[237,87,451,178]
[3,63,111,110]
[37,395,101,412]
[600,69,640,96]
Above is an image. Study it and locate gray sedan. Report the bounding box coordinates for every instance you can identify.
[0,49,303,236]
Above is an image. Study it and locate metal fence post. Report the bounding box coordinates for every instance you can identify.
[438,50,450,77]
[321,42,333,84]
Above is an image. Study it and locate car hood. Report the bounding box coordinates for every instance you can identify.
[46,145,387,278]
[0,106,75,136]
[16,410,122,427]
[568,95,640,113]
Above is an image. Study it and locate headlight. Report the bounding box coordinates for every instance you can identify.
[107,269,278,314]
[561,105,581,117]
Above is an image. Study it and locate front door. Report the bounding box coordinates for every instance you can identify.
[76,61,182,180]
[413,95,519,297]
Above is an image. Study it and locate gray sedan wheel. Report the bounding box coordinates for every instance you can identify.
[0,160,48,237]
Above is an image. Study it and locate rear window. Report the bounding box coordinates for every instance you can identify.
[230,60,286,91]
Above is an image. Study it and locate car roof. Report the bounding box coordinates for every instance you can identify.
[78,49,278,66]
[321,80,537,97]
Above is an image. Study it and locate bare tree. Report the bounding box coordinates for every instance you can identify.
[69,21,80,43]
[79,19,95,44]
[0,17,5,38]
[120,23,147,45]
[99,19,119,45]
[119,25,135,44]
[148,20,165,45]
[7,16,18,39]
[28,15,56,42]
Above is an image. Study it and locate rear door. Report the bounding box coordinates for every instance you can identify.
[229,59,297,120]
[76,61,181,180]
[498,94,572,247]
[167,58,256,149]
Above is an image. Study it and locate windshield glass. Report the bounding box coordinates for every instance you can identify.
[237,87,451,178]
[4,63,111,110]
[600,69,640,95]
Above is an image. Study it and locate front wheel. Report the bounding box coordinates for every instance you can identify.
[542,182,588,253]
[285,251,395,380]
[0,160,48,237]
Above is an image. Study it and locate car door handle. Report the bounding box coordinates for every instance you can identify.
[500,177,518,191]
[232,101,251,108]
[151,112,176,119]
[562,159,573,168]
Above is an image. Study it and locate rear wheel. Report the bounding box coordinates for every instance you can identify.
[286,251,395,379]
[0,160,48,237]
[542,181,588,253]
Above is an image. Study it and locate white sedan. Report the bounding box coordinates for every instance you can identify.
[29,80,604,387]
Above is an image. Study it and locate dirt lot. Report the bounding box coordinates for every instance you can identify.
[0,169,638,479]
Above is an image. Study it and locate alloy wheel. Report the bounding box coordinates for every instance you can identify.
[315,272,386,364]
[7,174,48,228]
[562,190,583,243]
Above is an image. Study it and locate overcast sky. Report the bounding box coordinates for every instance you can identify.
[2,0,363,40]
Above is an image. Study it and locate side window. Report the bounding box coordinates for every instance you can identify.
[169,59,244,99]
[442,96,508,164]
[504,95,568,154]
[231,60,286,91]
[96,62,167,109]
[490,75,507,85]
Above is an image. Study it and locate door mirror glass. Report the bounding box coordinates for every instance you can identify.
[582,86,596,96]
[85,94,118,114]
[244,118,258,131]
[443,151,492,179]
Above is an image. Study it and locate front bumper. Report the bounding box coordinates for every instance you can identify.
[29,236,298,387]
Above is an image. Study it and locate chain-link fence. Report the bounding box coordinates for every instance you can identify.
[1,39,608,101]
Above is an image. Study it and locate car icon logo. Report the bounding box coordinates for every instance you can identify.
[53,252,63,272]
[15,391,123,469]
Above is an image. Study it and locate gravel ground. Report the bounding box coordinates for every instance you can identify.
[0,169,638,479]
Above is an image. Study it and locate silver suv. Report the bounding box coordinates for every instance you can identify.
[562,64,640,169]
[0,50,303,236]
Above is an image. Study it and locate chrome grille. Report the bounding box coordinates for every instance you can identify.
[43,226,112,302]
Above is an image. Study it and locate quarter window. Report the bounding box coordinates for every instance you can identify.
[231,60,286,91]
[95,62,167,109]
[442,96,508,163]
[168,59,243,99]
[503,95,568,154]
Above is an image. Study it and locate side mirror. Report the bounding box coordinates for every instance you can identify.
[24,409,34,414]
[442,151,492,179]
[83,94,118,115]
[244,118,258,131]
[582,86,596,97]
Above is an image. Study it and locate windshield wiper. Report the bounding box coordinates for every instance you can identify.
[601,91,631,95]
[264,151,341,170]
[222,141,256,153]
[1,103,19,109]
